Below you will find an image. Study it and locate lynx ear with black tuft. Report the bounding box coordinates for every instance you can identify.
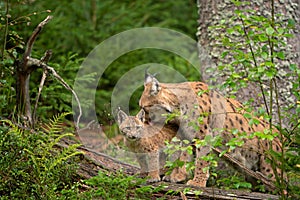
[144,69,161,96]
[150,79,161,96]
[136,109,145,122]
[117,108,128,125]
[145,68,154,84]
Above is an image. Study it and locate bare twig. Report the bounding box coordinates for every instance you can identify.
[27,57,82,129]
[32,50,52,124]
[240,16,270,116]
[33,70,47,121]
[40,49,53,63]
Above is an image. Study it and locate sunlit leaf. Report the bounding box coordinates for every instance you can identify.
[266,27,275,35]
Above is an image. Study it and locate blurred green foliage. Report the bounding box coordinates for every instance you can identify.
[0,3,199,197]
[1,0,199,123]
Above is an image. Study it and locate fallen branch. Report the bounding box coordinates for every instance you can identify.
[151,182,279,200]
[58,138,139,179]
[212,147,276,191]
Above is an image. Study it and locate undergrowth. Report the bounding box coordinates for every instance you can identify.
[0,113,82,199]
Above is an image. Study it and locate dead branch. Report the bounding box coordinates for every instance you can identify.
[58,138,139,178]
[33,50,52,124]
[15,15,82,128]
[21,15,53,70]
[27,57,82,129]
[151,182,279,200]
[16,15,53,126]
[212,147,276,191]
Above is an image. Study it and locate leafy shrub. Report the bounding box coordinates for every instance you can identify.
[0,113,82,199]
[81,170,164,200]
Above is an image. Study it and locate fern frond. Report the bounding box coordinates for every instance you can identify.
[48,133,74,151]
[48,144,83,171]
[42,112,71,134]
[1,119,23,135]
[24,148,41,175]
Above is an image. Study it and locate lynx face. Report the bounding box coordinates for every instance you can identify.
[117,109,144,141]
[116,108,180,183]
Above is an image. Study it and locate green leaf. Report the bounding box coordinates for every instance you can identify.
[261,52,268,60]
[277,51,285,60]
[289,64,297,71]
[243,112,252,119]
[232,129,239,135]
[231,0,242,6]
[266,27,274,36]
[221,51,229,58]
[265,69,276,78]
[234,9,242,15]
[257,66,265,73]
[287,19,295,28]
[219,150,228,157]
[277,28,284,35]
[226,27,235,35]
[194,190,203,196]
[249,118,260,126]
[258,34,268,42]
[231,73,241,78]
[262,44,268,52]
[265,61,274,67]
[284,33,294,38]
[186,146,193,155]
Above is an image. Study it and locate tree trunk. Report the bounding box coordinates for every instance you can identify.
[15,16,53,126]
[16,65,32,124]
[197,0,299,128]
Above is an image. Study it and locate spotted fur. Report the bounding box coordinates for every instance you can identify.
[139,72,283,187]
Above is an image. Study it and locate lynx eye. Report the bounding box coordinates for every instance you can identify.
[122,127,131,132]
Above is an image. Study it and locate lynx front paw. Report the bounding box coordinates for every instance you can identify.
[170,172,187,183]
[163,168,187,183]
[147,171,161,183]
[186,180,206,187]
[147,175,161,183]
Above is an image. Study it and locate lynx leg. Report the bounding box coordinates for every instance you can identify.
[136,154,148,178]
[163,150,190,182]
[187,147,210,187]
[259,155,278,180]
[159,150,168,175]
[146,152,161,183]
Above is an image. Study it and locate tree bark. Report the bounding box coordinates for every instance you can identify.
[16,71,32,123]
[197,0,299,128]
